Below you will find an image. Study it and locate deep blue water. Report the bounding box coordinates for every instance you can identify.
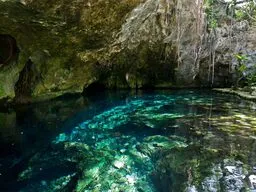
[0,90,256,192]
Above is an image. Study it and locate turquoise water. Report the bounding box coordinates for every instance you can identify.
[0,90,256,191]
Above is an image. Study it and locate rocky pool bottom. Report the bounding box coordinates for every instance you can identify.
[0,90,256,192]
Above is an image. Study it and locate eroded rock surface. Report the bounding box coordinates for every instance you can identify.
[0,0,256,102]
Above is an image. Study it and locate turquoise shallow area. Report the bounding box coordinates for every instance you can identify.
[1,90,256,191]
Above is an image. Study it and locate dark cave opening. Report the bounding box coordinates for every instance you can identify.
[83,81,106,93]
[82,81,107,98]
[0,34,18,67]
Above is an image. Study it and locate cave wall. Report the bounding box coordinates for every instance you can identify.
[0,0,256,103]
[0,0,142,102]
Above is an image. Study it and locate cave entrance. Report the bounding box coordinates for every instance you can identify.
[82,81,106,97]
[0,35,18,67]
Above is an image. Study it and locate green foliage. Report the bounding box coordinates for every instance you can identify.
[0,84,4,97]
[233,1,256,22]
[204,0,215,7]
[238,63,247,73]
[234,53,256,86]
[234,54,248,75]
[246,73,256,86]
[205,0,256,24]
[235,9,247,20]
[234,53,248,62]
[234,53,247,86]
[209,19,218,29]
[204,0,219,29]
[245,64,256,86]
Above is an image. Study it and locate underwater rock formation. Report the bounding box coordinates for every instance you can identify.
[1,90,256,191]
[0,0,256,102]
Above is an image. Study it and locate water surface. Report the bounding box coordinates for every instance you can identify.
[0,90,256,191]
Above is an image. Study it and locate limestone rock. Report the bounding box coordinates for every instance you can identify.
[113,160,125,169]
[249,175,256,190]
[1,0,256,102]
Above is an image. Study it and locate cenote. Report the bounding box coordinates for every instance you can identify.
[0,90,256,192]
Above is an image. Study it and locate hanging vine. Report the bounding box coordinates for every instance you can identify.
[204,0,219,85]
[175,0,205,78]
[175,0,183,67]
[193,0,205,79]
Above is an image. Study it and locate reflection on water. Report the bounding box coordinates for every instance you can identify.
[0,90,256,191]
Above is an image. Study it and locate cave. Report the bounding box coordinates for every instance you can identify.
[83,81,106,93]
[0,34,18,67]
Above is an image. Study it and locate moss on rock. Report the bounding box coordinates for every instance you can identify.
[0,0,142,102]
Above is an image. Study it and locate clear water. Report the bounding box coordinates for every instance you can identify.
[0,90,256,192]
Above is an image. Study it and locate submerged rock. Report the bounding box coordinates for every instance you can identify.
[249,175,256,190]
[221,160,247,192]
[113,160,125,169]
[6,90,256,191]
[201,164,223,192]
[200,159,255,192]
[186,185,198,192]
